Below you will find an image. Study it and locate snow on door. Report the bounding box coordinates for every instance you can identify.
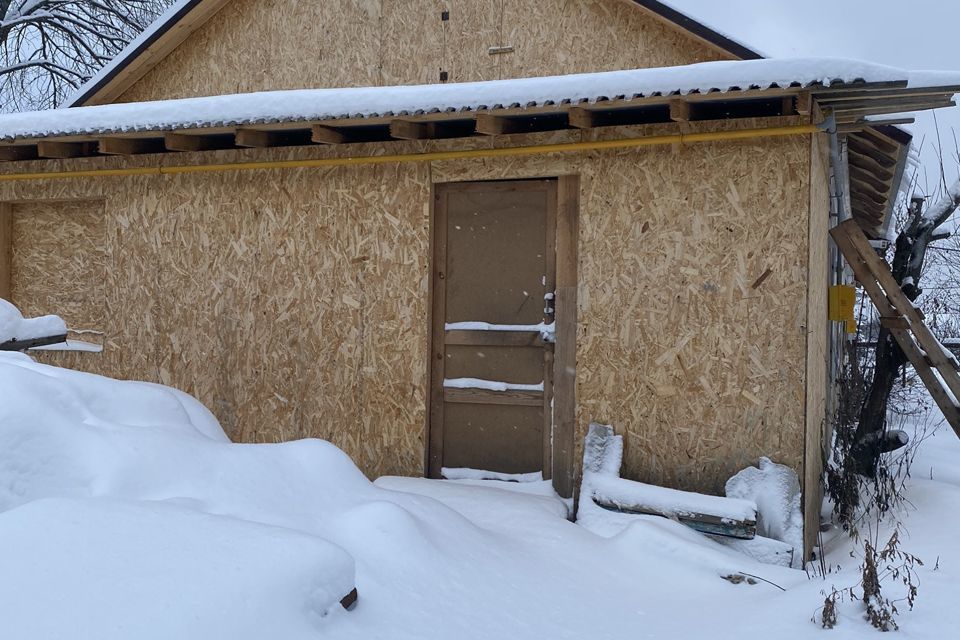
[429,180,557,478]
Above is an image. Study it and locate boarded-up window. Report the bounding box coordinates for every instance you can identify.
[10,200,106,348]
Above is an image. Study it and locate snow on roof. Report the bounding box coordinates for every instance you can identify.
[5,58,960,143]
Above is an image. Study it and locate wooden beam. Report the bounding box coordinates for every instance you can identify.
[669,99,692,122]
[566,107,597,129]
[164,132,234,152]
[442,387,544,407]
[0,202,11,301]
[796,91,813,116]
[311,125,350,145]
[234,129,278,148]
[475,113,526,135]
[0,146,38,162]
[389,119,430,140]
[37,140,97,159]
[234,129,311,148]
[444,330,543,347]
[553,175,579,500]
[98,137,166,155]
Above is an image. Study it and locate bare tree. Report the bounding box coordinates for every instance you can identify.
[0,0,171,112]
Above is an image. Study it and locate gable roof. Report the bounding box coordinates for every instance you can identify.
[628,1,762,61]
[67,0,762,108]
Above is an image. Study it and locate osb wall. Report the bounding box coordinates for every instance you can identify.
[10,201,107,337]
[0,117,816,494]
[118,0,730,103]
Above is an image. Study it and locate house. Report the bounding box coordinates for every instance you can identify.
[0,0,957,560]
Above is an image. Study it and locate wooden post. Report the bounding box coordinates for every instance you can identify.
[0,203,11,301]
[553,175,579,499]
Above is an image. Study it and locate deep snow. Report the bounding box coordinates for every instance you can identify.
[1,351,959,639]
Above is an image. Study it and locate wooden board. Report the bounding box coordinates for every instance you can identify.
[803,131,831,561]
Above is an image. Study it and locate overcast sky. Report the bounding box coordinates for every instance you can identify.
[670,0,960,197]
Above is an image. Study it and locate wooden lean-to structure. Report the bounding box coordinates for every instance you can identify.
[0,0,958,560]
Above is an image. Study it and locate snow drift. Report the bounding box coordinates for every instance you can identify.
[3,351,958,638]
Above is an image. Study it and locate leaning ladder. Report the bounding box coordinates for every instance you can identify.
[830,219,960,437]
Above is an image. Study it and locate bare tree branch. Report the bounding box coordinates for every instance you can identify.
[0,0,172,112]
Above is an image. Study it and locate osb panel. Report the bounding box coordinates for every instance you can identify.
[380,0,447,86]
[120,0,383,103]
[0,122,813,496]
[9,200,109,372]
[803,131,831,558]
[500,0,728,79]
[118,0,728,103]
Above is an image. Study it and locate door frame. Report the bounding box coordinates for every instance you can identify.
[425,176,579,498]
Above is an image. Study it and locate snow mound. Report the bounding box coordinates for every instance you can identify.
[0,298,66,344]
[0,498,354,639]
[725,456,803,564]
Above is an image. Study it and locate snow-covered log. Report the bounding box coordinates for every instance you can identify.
[0,298,66,350]
[580,422,758,539]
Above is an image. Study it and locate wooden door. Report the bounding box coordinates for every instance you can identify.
[429,180,561,480]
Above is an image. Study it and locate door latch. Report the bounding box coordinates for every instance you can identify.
[544,291,556,317]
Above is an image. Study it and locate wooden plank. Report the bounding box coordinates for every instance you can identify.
[234,129,279,148]
[836,219,960,400]
[98,137,166,155]
[0,202,10,301]
[880,316,910,330]
[0,146,38,162]
[427,187,449,478]
[37,140,97,159]
[542,182,558,483]
[566,107,596,129]
[796,91,813,116]
[553,175,579,499]
[444,330,543,347]
[475,113,525,136]
[389,119,430,140]
[164,132,235,152]
[831,221,960,435]
[592,495,757,539]
[234,129,312,148]
[443,387,544,407]
[311,125,350,145]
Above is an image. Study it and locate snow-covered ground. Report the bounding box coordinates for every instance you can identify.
[1,351,958,639]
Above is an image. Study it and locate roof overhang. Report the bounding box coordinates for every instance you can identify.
[4,59,957,155]
[845,124,913,239]
[2,60,957,242]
